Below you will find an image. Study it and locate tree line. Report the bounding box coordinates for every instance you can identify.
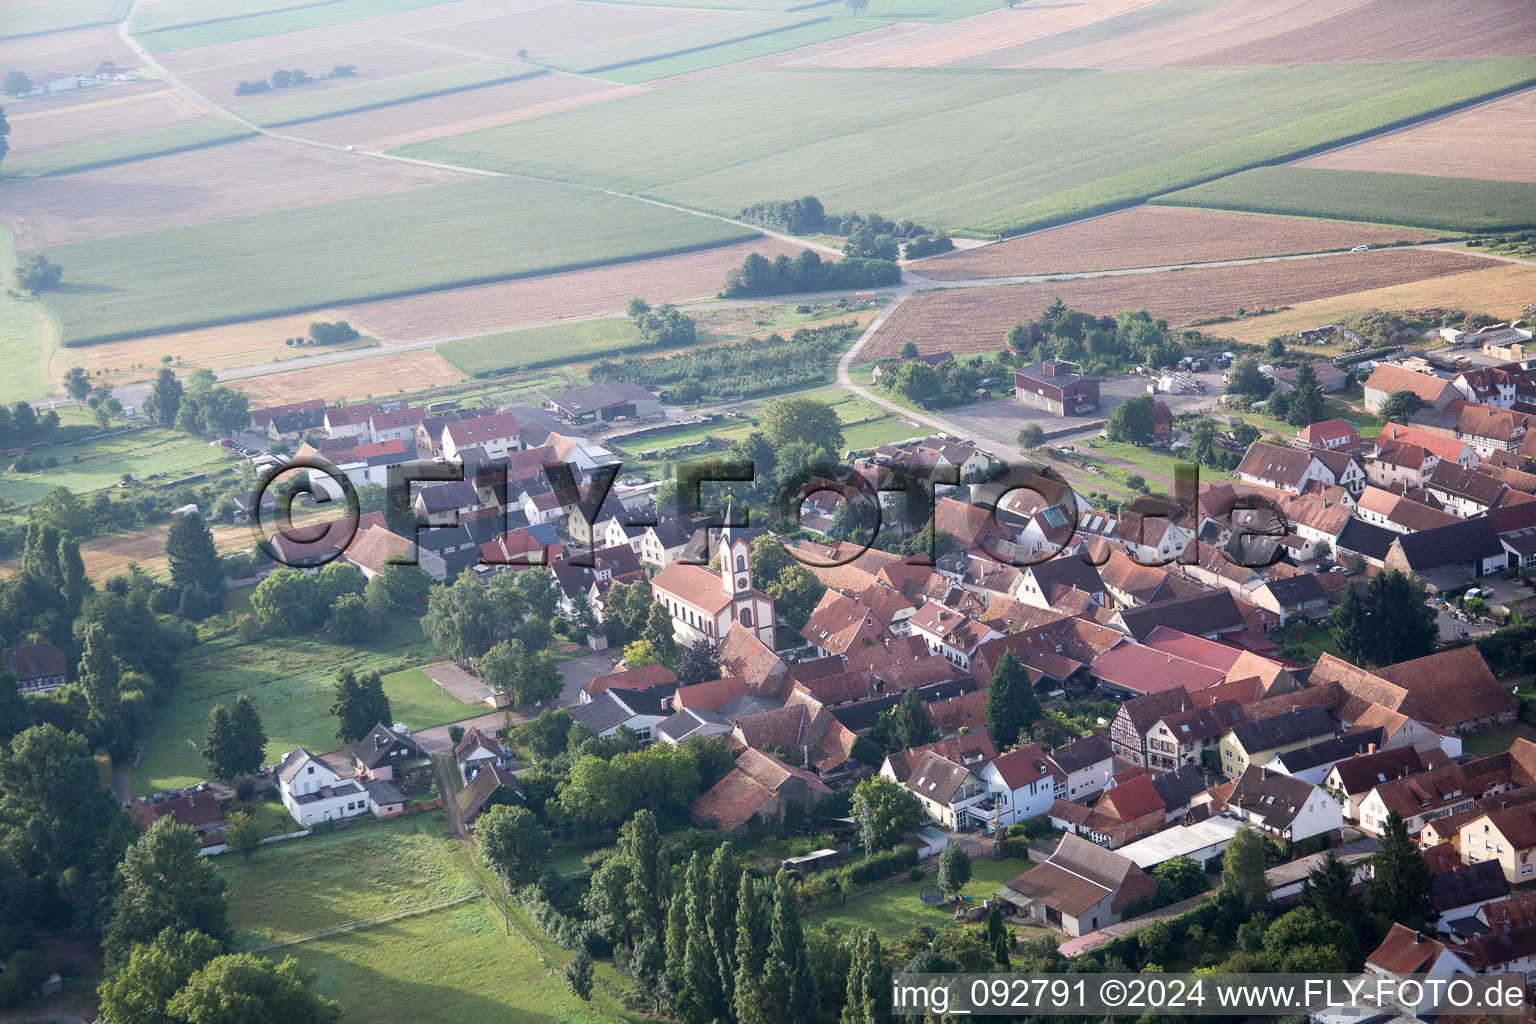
[590,322,857,403]
[719,250,900,299]
[233,65,355,94]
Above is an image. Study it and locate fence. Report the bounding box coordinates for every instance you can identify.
[232,893,478,953]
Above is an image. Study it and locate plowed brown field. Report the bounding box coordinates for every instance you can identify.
[1296,88,1536,184]
[285,73,631,149]
[868,248,1490,359]
[1,136,473,247]
[228,348,464,406]
[806,0,1162,68]
[337,236,811,341]
[0,25,134,79]
[912,207,1444,280]
[401,1,713,60]
[2,81,210,157]
[176,37,475,106]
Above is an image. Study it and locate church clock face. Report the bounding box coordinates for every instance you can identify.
[736,575,748,592]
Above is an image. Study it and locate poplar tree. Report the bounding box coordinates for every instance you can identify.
[841,929,892,1024]
[733,873,772,1024]
[678,854,724,1024]
[707,843,740,1012]
[623,809,666,953]
[768,870,815,1024]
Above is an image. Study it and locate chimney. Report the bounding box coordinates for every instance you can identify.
[1292,704,1299,713]
[1368,743,1376,755]
[1414,932,1421,944]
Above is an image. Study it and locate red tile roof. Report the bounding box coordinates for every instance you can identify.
[672,675,748,711]
[582,663,678,700]
[1367,922,1454,976]
[1096,773,1165,824]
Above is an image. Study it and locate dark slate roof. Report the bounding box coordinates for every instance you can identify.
[364,778,405,806]
[1390,517,1503,571]
[457,763,524,821]
[1335,517,1398,561]
[1229,765,1318,830]
[1049,734,1113,775]
[1273,728,1384,773]
[828,678,977,733]
[567,686,675,733]
[1150,764,1207,813]
[1432,860,1510,914]
[1229,706,1336,753]
[353,723,424,769]
[1114,591,1245,640]
[3,642,66,682]
[550,381,657,415]
[417,481,480,514]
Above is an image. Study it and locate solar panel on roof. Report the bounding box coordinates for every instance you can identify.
[1042,505,1069,530]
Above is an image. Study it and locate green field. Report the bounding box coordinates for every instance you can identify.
[399,58,1536,236]
[235,61,541,127]
[947,0,1226,67]
[0,427,242,506]
[0,224,52,404]
[591,17,889,84]
[0,0,129,39]
[812,855,1042,937]
[129,623,461,796]
[1152,167,1536,233]
[544,11,841,76]
[438,318,647,377]
[36,176,759,346]
[131,0,461,51]
[219,815,478,946]
[1,121,256,179]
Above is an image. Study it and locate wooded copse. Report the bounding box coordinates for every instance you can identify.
[719,249,899,298]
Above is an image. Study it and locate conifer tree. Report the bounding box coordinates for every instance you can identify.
[166,511,225,612]
[1366,810,1435,931]
[733,872,772,1024]
[985,649,1039,746]
[201,704,239,781]
[229,695,267,778]
[329,667,390,745]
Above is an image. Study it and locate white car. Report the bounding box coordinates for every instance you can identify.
[1351,245,1370,252]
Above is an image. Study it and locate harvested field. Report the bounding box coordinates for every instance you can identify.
[0,24,134,77]
[867,249,1489,359]
[1,121,256,180]
[804,0,1163,68]
[286,74,633,150]
[1209,261,1536,346]
[1014,0,1536,68]
[1296,88,1536,184]
[401,1,715,60]
[175,37,475,107]
[0,0,128,39]
[2,82,209,158]
[337,236,809,342]
[912,207,1445,280]
[49,310,363,389]
[543,11,823,75]
[0,521,254,583]
[227,348,464,406]
[591,17,885,84]
[134,0,468,51]
[233,59,538,126]
[2,137,473,248]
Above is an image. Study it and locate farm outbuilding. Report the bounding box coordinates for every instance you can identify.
[549,381,662,424]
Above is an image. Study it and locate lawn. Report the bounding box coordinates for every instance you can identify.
[0,224,52,404]
[0,426,243,507]
[36,177,758,346]
[219,812,478,946]
[0,0,129,39]
[1463,723,1536,757]
[1080,439,1235,488]
[1,122,256,179]
[128,620,459,796]
[235,61,541,127]
[1153,167,1536,234]
[398,58,1536,236]
[811,855,1041,939]
[130,0,462,51]
[438,318,647,378]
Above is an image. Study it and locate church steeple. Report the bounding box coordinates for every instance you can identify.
[721,499,751,597]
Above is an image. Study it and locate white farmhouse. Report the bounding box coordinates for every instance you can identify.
[277,748,374,827]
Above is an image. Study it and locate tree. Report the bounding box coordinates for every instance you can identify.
[250,568,321,633]
[1220,826,1270,915]
[1287,361,1325,427]
[1330,581,1370,666]
[329,667,389,745]
[1106,393,1157,444]
[873,685,936,752]
[223,810,263,861]
[851,775,923,851]
[1313,537,1332,562]
[200,704,241,782]
[1151,855,1208,903]
[768,871,816,1024]
[760,395,845,453]
[2,72,31,96]
[1366,809,1435,932]
[105,818,229,967]
[1301,849,1361,924]
[1334,569,1437,667]
[676,638,720,686]
[78,623,125,752]
[14,251,62,292]
[986,902,1010,966]
[841,929,892,1024]
[1016,423,1045,450]
[733,873,773,1024]
[1377,389,1424,424]
[525,708,573,761]
[899,341,919,359]
[624,639,662,668]
[643,602,678,664]
[142,368,184,429]
[477,639,522,698]
[985,649,1039,746]
[564,946,594,1002]
[887,360,944,407]
[1265,336,1286,359]
[167,512,225,615]
[842,0,868,14]
[937,842,971,895]
[96,927,221,1024]
[677,852,726,1024]
[477,804,547,885]
[228,696,266,779]
[1225,355,1272,399]
[165,954,342,1024]
[325,592,369,641]
[64,366,93,401]
[1262,906,1353,973]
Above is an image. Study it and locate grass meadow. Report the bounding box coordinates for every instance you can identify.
[811,855,1045,937]
[128,618,459,796]
[0,224,52,404]
[1153,167,1536,233]
[131,0,461,51]
[0,0,129,39]
[235,61,541,127]
[0,427,243,506]
[1,121,256,179]
[400,58,1536,236]
[36,176,758,345]
[438,318,647,377]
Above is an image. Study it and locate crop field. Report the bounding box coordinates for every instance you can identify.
[4,137,472,247]
[1296,87,1536,184]
[0,121,256,180]
[401,0,714,60]
[228,348,465,406]
[648,22,923,87]
[439,319,646,377]
[0,426,243,507]
[54,309,369,387]
[132,0,469,51]
[1153,167,1536,233]
[233,59,539,126]
[867,248,1490,359]
[2,82,210,159]
[337,236,809,342]
[0,225,52,404]
[176,37,477,107]
[0,0,128,39]
[400,58,1536,236]
[543,10,826,75]
[806,0,1162,68]
[284,74,634,150]
[943,0,1224,69]
[1212,261,1536,345]
[220,816,477,946]
[130,627,453,795]
[34,176,758,346]
[0,519,254,584]
[0,23,134,74]
[594,17,887,84]
[912,207,1445,280]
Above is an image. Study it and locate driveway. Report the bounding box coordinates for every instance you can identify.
[423,662,485,705]
[558,649,623,705]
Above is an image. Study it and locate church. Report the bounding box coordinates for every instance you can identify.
[649,506,776,651]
